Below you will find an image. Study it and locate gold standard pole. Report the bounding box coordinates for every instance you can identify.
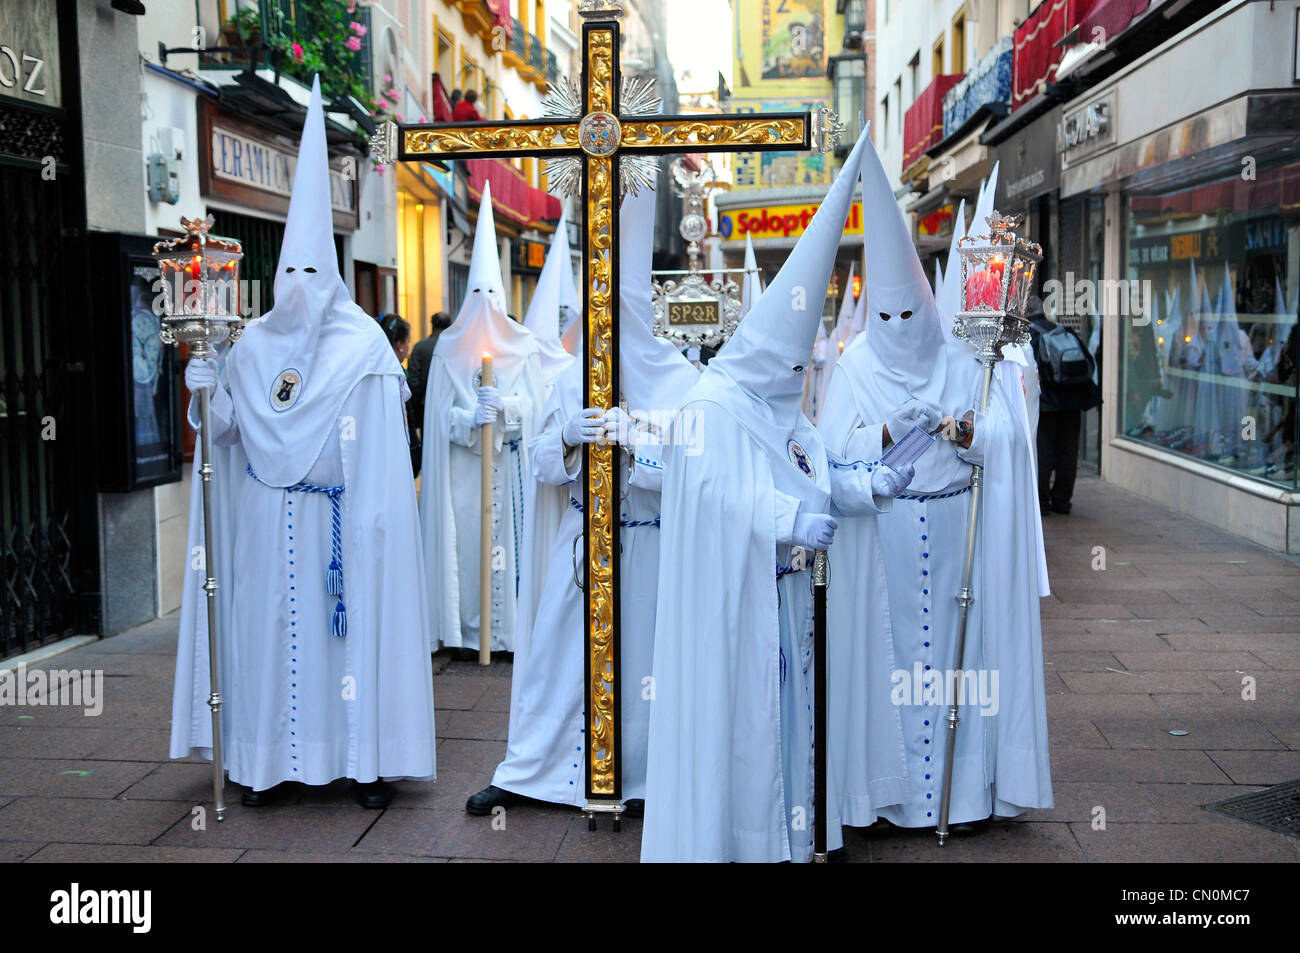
[478,352,495,667]
[194,341,227,823]
[935,361,995,846]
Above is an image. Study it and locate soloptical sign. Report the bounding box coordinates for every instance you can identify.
[718,200,863,241]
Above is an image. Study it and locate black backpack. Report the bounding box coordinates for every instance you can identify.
[1035,323,1095,385]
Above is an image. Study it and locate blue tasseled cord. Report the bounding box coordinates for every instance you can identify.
[567,495,661,528]
[247,463,348,638]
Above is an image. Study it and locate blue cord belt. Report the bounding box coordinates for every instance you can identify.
[897,485,973,502]
[247,463,348,638]
[568,495,660,528]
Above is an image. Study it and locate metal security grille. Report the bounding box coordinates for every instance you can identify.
[1205,779,1300,838]
[0,161,79,657]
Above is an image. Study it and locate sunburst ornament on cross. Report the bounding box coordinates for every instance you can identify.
[371,0,842,828]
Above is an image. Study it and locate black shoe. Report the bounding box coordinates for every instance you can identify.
[454,647,480,662]
[241,783,285,807]
[1049,501,1072,515]
[352,779,394,809]
[622,798,645,819]
[466,784,519,816]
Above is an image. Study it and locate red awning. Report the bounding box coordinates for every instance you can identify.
[1013,0,1098,110]
[1078,0,1151,42]
[902,73,962,171]
[466,158,561,229]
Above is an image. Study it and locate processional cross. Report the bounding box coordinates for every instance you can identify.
[372,0,839,826]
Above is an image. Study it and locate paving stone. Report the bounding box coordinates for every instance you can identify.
[474,680,512,712]
[0,797,192,844]
[1204,749,1300,786]
[432,676,487,711]
[354,805,572,861]
[118,762,241,803]
[25,844,245,862]
[1112,651,1262,671]
[238,849,448,862]
[862,821,1085,863]
[1137,782,1268,823]
[0,758,157,798]
[1092,716,1285,751]
[1059,671,1222,694]
[0,840,47,862]
[155,802,379,852]
[442,709,510,741]
[1031,781,1164,824]
[1050,748,1231,784]
[1068,820,1299,862]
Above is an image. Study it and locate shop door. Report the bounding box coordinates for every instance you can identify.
[0,159,87,657]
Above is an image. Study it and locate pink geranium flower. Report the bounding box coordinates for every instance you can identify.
[291,43,304,62]
[349,21,367,36]
[345,35,362,52]
[395,113,403,122]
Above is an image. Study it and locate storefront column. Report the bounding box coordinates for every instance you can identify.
[1100,184,1124,481]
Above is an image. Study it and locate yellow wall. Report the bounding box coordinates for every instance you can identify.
[730,0,842,188]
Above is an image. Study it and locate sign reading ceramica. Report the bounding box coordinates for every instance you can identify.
[210,123,356,216]
[718,199,862,241]
[0,0,60,108]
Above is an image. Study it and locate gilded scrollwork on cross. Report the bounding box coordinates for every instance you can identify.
[404,125,578,155]
[621,118,808,149]
[585,153,617,795]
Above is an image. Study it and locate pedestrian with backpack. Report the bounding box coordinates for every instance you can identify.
[1028,295,1102,515]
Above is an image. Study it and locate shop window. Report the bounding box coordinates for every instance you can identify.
[1119,165,1300,486]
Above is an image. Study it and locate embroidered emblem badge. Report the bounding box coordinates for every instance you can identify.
[787,439,815,479]
[270,368,303,412]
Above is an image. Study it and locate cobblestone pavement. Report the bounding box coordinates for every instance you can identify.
[1,476,1297,862]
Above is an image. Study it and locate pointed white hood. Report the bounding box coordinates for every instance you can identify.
[1213,264,1244,376]
[936,197,967,339]
[695,126,872,449]
[225,75,397,487]
[933,257,943,298]
[434,181,538,404]
[524,205,577,383]
[842,132,948,409]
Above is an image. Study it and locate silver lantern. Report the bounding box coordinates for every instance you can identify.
[153,214,244,823]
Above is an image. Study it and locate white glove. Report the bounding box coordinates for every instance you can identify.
[886,399,942,443]
[603,407,635,446]
[474,386,504,426]
[563,407,606,447]
[870,463,914,499]
[185,357,219,395]
[791,511,838,549]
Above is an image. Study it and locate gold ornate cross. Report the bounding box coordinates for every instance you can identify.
[373,0,836,823]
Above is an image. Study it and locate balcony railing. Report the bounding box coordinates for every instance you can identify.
[527,31,545,77]
[546,48,559,86]
[902,73,962,172]
[942,36,1012,136]
[1012,0,1094,110]
[466,157,562,230]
